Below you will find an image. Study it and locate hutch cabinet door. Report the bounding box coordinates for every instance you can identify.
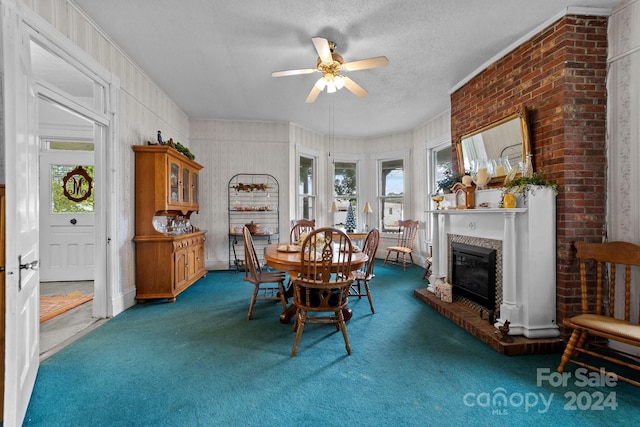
[174,246,188,291]
[196,241,205,273]
[181,165,190,205]
[169,160,180,205]
[191,171,199,206]
[186,243,198,281]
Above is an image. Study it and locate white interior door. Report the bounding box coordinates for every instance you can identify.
[2,1,40,424]
[39,145,95,282]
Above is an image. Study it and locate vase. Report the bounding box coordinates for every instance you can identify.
[503,193,517,209]
[471,158,494,190]
[522,153,533,177]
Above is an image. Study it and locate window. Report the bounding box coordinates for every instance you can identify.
[298,155,316,220]
[30,40,105,113]
[47,140,95,214]
[425,140,453,243]
[50,164,95,213]
[332,161,358,227]
[379,159,404,232]
[434,145,453,192]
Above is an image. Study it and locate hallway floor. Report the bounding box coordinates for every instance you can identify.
[39,281,107,360]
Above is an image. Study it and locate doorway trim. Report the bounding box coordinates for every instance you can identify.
[23,7,120,319]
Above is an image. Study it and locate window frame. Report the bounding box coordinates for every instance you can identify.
[297,152,317,221]
[331,157,360,229]
[376,150,409,234]
[425,137,453,243]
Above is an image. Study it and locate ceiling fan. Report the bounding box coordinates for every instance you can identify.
[272,37,389,103]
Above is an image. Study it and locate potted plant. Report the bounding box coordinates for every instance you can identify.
[501,172,557,207]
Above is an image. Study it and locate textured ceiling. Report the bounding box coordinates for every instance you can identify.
[72,0,622,137]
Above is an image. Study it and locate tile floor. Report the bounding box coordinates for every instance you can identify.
[40,281,107,360]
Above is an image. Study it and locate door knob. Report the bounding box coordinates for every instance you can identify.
[18,255,39,291]
[70,218,77,225]
[20,259,39,271]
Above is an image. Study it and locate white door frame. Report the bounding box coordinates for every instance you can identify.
[23,8,119,319]
[2,4,119,423]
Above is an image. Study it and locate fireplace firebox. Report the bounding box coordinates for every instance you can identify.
[451,242,497,311]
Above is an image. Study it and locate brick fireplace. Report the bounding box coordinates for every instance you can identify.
[449,14,608,337]
[427,188,559,340]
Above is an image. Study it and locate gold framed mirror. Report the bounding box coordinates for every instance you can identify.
[455,105,531,186]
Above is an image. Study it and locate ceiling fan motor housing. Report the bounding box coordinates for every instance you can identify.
[317,52,344,77]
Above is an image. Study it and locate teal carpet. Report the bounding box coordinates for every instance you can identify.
[24,264,639,426]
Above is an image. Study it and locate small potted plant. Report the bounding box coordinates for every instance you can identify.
[501,172,557,207]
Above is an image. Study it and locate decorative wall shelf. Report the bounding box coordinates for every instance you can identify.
[228,174,279,271]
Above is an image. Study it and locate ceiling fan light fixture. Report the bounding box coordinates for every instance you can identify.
[273,37,388,102]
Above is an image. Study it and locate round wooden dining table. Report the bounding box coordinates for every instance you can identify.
[263,243,368,324]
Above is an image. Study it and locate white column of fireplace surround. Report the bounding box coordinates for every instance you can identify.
[427,188,559,338]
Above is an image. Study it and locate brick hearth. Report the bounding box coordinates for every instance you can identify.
[413,288,564,356]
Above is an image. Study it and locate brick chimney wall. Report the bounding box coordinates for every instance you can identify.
[450,15,608,338]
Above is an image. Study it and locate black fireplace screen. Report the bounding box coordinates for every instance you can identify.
[451,242,497,311]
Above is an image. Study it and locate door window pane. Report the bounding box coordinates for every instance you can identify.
[49,141,94,151]
[51,165,95,213]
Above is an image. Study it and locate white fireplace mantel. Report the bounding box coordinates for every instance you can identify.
[426,188,559,338]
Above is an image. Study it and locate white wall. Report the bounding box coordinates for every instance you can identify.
[607,0,640,244]
[607,0,640,339]
[189,119,289,269]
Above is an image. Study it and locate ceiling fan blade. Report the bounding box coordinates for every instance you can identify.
[343,76,368,98]
[305,80,323,103]
[272,68,316,78]
[342,56,389,72]
[312,37,333,64]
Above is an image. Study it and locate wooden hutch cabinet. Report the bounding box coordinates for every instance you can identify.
[132,145,206,302]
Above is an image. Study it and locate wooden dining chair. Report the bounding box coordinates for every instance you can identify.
[242,226,287,320]
[291,227,354,356]
[383,219,420,271]
[284,219,317,292]
[557,241,640,387]
[349,228,380,314]
[289,219,315,244]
